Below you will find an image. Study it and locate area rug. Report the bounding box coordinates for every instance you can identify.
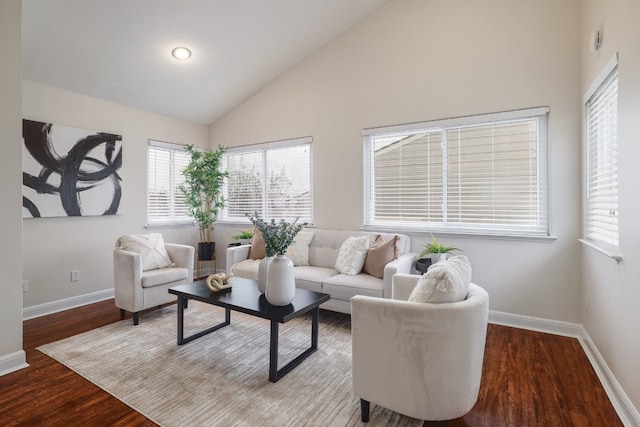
[37,301,421,427]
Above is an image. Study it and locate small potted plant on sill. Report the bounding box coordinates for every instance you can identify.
[415,235,460,273]
[230,229,254,246]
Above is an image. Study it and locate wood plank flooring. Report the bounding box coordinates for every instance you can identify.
[0,300,622,426]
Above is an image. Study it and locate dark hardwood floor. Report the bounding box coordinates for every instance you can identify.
[0,300,622,426]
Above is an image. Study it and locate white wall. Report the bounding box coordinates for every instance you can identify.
[22,82,208,308]
[211,0,583,322]
[581,0,640,413]
[0,0,26,374]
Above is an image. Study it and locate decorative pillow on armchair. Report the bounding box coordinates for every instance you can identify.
[285,230,315,266]
[408,255,472,303]
[334,236,370,275]
[117,233,174,272]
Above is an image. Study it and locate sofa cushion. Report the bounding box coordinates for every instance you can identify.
[323,273,384,299]
[248,228,266,260]
[408,255,472,303]
[362,235,398,279]
[292,265,332,293]
[141,267,188,288]
[117,233,174,272]
[285,230,315,266]
[334,236,370,275]
[230,258,260,280]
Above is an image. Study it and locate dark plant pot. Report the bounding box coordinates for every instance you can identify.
[198,242,216,260]
[228,242,241,247]
[415,258,432,274]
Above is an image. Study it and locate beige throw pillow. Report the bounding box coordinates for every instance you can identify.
[362,235,398,279]
[334,236,370,276]
[117,233,174,272]
[408,255,472,303]
[248,228,266,260]
[285,230,314,266]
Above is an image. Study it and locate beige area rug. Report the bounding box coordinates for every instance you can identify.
[38,301,421,427]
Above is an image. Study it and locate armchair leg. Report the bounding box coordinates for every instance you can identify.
[119,309,125,320]
[133,312,139,326]
[360,399,370,422]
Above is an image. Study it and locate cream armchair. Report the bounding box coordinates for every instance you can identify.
[114,240,194,325]
[351,273,489,423]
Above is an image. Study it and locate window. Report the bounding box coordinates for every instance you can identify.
[363,108,549,237]
[222,137,312,223]
[584,57,619,249]
[147,140,191,225]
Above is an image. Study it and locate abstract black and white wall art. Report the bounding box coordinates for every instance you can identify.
[22,119,123,218]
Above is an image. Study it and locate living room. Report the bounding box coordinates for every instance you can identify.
[1,0,639,425]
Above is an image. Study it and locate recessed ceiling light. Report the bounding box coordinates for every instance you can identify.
[171,47,191,60]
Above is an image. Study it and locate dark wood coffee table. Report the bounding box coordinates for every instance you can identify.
[168,277,330,382]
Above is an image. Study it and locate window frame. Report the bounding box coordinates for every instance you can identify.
[146,139,194,227]
[580,54,621,263]
[220,136,313,224]
[362,107,551,239]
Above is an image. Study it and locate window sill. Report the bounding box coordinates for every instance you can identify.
[579,239,622,264]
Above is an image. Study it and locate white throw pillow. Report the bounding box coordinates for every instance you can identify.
[334,236,370,276]
[408,255,472,303]
[117,233,174,272]
[285,230,314,266]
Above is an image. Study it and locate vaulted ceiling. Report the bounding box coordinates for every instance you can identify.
[22,0,389,125]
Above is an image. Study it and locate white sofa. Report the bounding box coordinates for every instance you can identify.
[226,229,416,314]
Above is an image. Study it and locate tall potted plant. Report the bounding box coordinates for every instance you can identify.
[179,144,228,261]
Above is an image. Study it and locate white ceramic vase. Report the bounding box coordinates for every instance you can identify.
[265,255,296,306]
[257,256,272,294]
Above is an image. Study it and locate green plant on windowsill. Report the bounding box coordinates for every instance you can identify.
[418,235,460,259]
[232,229,254,243]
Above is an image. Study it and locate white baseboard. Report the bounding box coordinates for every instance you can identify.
[490,310,639,427]
[578,326,640,427]
[0,350,29,377]
[23,288,115,320]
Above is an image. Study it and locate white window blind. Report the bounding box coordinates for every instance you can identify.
[585,66,618,248]
[364,108,549,237]
[147,140,191,225]
[223,138,312,223]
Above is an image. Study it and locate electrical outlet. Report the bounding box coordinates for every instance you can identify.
[71,270,80,282]
[584,295,588,312]
[22,280,28,293]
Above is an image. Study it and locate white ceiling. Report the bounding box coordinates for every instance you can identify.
[22,0,389,125]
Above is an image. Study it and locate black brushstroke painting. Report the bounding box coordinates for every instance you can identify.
[22,120,123,217]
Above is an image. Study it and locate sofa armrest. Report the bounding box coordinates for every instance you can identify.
[165,243,195,280]
[391,273,421,300]
[226,244,251,273]
[381,252,418,298]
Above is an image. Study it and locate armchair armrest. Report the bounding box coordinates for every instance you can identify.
[226,244,251,273]
[381,252,418,298]
[113,248,143,312]
[165,243,195,280]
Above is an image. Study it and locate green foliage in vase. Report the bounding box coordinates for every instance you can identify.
[418,235,460,259]
[247,213,307,257]
[179,144,229,243]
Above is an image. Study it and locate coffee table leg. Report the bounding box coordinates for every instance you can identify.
[268,307,321,383]
[269,320,279,382]
[177,295,186,345]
